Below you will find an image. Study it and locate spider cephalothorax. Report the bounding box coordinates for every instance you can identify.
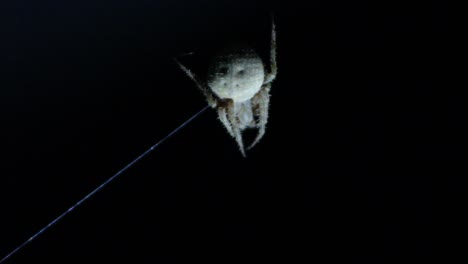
[176,19,277,157]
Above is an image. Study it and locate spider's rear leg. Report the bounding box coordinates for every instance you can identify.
[264,17,277,84]
[248,84,271,150]
[174,57,217,107]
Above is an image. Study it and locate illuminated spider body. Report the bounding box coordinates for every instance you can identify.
[176,19,277,156]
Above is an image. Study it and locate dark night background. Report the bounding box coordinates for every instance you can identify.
[0,0,466,262]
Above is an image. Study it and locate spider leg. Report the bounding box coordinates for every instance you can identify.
[227,100,246,157]
[174,58,217,108]
[264,16,277,84]
[248,84,271,150]
[217,107,234,137]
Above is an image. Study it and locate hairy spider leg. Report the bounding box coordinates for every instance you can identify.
[174,58,217,108]
[264,17,277,84]
[227,100,246,157]
[217,107,235,137]
[249,83,271,149]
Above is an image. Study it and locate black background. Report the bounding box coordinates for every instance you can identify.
[1,0,466,262]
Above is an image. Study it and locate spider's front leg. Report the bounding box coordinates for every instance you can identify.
[248,83,271,150]
[217,105,234,137]
[225,100,246,157]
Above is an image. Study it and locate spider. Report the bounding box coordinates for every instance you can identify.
[175,19,277,157]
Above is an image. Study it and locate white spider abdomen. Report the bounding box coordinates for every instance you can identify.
[207,46,265,103]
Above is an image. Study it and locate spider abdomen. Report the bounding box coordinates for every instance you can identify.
[176,18,276,156]
[207,47,265,103]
